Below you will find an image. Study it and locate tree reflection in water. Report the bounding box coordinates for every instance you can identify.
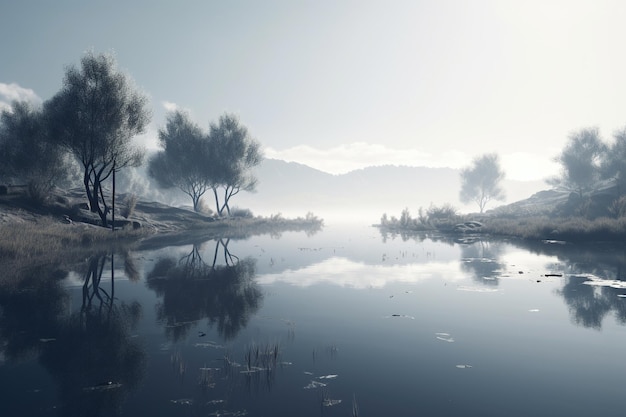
[460,239,505,286]
[516,240,626,330]
[0,251,145,417]
[147,238,262,341]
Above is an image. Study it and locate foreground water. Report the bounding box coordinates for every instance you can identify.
[1,224,626,416]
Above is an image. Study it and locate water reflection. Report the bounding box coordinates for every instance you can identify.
[513,240,626,329]
[0,265,68,362]
[146,239,262,341]
[0,251,145,416]
[459,240,505,286]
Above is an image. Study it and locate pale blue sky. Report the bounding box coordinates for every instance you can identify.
[2,0,626,180]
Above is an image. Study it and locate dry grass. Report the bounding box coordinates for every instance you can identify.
[482,216,626,241]
[0,217,143,287]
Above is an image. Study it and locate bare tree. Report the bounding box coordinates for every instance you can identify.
[548,127,606,198]
[460,153,505,213]
[148,110,215,212]
[46,52,150,226]
[209,113,263,216]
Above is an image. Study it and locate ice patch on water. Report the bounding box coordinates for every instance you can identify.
[582,278,626,289]
[456,364,473,369]
[194,341,224,349]
[318,374,338,379]
[528,309,540,312]
[83,382,122,392]
[170,399,193,405]
[435,333,455,343]
[457,286,498,293]
[304,380,327,389]
[322,399,342,407]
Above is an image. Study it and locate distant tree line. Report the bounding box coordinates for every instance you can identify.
[458,127,626,217]
[0,52,262,226]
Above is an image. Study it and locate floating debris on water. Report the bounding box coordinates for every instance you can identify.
[386,314,415,319]
[194,341,224,349]
[207,400,224,405]
[170,399,193,406]
[304,380,327,389]
[240,366,267,374]
[208,410,248,416]
[83,382,122,392]
[582,278,626,289]
[322,399,342,407]
[457,286,498,293]
[435,333,455,343]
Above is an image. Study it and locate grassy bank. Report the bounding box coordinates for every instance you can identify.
[0,218,144,286]
[481,216,626,242]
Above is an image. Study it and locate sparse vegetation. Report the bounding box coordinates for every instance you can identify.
[379,204,461,231]
[481,215,626,242]
[0,218,142,287]
[121,193,138,218]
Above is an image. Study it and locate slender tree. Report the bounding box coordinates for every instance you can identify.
[459,153,505,213]
[46,52,150,226]
[209,113,263,216]
[148,110,216,212]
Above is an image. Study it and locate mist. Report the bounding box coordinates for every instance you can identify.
[116,155,546,225]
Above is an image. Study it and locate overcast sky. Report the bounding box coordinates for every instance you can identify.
[2,0,626,181]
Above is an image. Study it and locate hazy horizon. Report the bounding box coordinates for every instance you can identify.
[3,1,626,183]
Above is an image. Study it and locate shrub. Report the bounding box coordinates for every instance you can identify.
[230,206,254,218]
[196,198,213,215]
[121,193,138,218]
[609,195,626,218]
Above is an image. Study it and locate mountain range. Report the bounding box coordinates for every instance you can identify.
[234,159,547,223]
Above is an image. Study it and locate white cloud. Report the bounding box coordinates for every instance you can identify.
[0,82,42,112]
[161,100,179,113]
[264,142,556,181]
[264,142,467,174]
[256,256,466,289]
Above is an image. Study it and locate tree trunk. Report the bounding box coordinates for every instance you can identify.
[213,187,223,216]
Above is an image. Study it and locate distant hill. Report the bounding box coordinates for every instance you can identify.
[235,159,547,222]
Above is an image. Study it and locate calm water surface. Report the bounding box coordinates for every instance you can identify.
[2,224,626,416]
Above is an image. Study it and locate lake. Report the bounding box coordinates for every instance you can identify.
[1,224,626,417]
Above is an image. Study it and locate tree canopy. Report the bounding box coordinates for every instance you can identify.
[601,128,626,194]
[209,113,263,216]
[549,127,606,198]
[148,111,262,215]
[0,101,73,202]
[46,52,150,226]
[148,110,215,212]
[459,153,505,213]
